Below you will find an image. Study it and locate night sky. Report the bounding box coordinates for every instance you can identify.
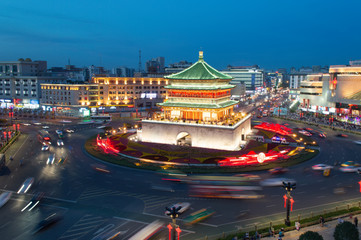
[2,0,361,71]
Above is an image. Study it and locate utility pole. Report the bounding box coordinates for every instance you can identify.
[282,181,296,226]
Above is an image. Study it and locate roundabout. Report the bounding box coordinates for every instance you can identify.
[85,121,320,173]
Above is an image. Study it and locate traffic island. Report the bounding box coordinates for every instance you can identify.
[84,132,319,173]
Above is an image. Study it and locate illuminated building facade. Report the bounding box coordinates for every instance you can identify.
[138,52,252,151]
[299,65,361,119]
[91,77,167,108]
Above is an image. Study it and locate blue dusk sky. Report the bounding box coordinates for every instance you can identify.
[1,0,361,71]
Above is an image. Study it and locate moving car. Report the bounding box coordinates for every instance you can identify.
[55,130,63,135]
[21,192,44,212]
[298,130,312,136]
[47,154,55,165]
[91,164,110,173]
[183,208,215,225]
[339,166,361,173]
[260,178,296,187]
[57,139,64,146]
[42,126,49,129]
[233,174,261,181]
[0,191,12,208]
[41,145,49,151]
[312,164,333,171]
[354,141,361,145]
[336,134,348,138]
[165,202,191,215]
[269,167,288,175]
[32,213,63,234]
[318,132,326,138]
[65,129,75,133]
[341,161,360,167]
[17,177,34,194]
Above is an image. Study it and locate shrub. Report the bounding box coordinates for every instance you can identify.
[334,221,359,240]
[299,231,323,240]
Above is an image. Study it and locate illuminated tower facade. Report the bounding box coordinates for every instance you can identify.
[159,51,238,122]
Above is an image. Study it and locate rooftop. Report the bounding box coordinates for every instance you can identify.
[164,51,232,80]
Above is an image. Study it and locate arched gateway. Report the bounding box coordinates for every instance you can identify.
[176,132,191,146]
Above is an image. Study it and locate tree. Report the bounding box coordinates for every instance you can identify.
[299,231,323,240]
[334,221,359,240]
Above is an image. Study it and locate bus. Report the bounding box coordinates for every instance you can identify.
[91,114,112,122]
[38,130,51,145]
[129,220,164,240]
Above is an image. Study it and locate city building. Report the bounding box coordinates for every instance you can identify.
[145,57,165,74]
[164,60,193,74]
[48,65,89,82]
[111,66,135,77]
[298,64,361,121]
[40,83,98,116]
[0,58,47,77]
[91,77,167,110]
[0,59,66,109]
[138,51,251,151]
[221,65,264,92]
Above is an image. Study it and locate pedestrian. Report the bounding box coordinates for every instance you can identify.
[269,226,275,237]
[354,217,358,227]
[319,216,325,227]
[295,221,300,231]
[337,217,344,224]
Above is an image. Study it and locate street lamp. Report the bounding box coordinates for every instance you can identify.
[282,181,296,226]
[165,206,182,240]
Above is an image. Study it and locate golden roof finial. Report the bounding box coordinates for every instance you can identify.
[199,51,203,60]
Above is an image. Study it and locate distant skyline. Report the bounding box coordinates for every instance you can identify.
[2,0,361,71]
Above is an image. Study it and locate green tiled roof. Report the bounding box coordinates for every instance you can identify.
[165,53,232,80]
[158,100,238,109]
[164,85,235,90]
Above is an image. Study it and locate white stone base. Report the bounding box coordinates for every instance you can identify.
[138,114,252,151]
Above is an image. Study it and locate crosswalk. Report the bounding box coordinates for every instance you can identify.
[58,214,105,240]
[78,186,178,212]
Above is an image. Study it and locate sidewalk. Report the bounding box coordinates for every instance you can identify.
[262,214,361,239]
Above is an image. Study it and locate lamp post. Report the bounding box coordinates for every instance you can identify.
[165,206,182,240]
[282,181,296,226]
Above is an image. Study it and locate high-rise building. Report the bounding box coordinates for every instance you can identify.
[145,57,165,73]
[165,60,192,74]
[112,67,135,77]
[221,65,264,91]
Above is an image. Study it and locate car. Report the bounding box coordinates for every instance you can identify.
[260,178,296,187]
[165,202,191,215]
[33,123,42,126]
[47,154,55,165]
[65,129,75,133]
[341,161,360,167]
[269,167,288,175]
[354,141,361,145]
[22,123,31,126]
[32,213,63,234]
[57,139,64,146]
[55,130,63,135]
[21,192,44,212]
[233,174,261,181]
[41,145,49,151]
[17,177,34,194]
[299,130,312,136]
[337,134,348,138]
[0,191,12,208]
[312,164,333,171]
[319,133,326,138]
[339,166,361,173]
[91,164,110,173]
[42,126,49,129]
[183,208,215,225]
[58,157,66,165]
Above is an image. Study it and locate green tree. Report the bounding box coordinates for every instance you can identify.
[299,231,323,240]
[334,221,359,240]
